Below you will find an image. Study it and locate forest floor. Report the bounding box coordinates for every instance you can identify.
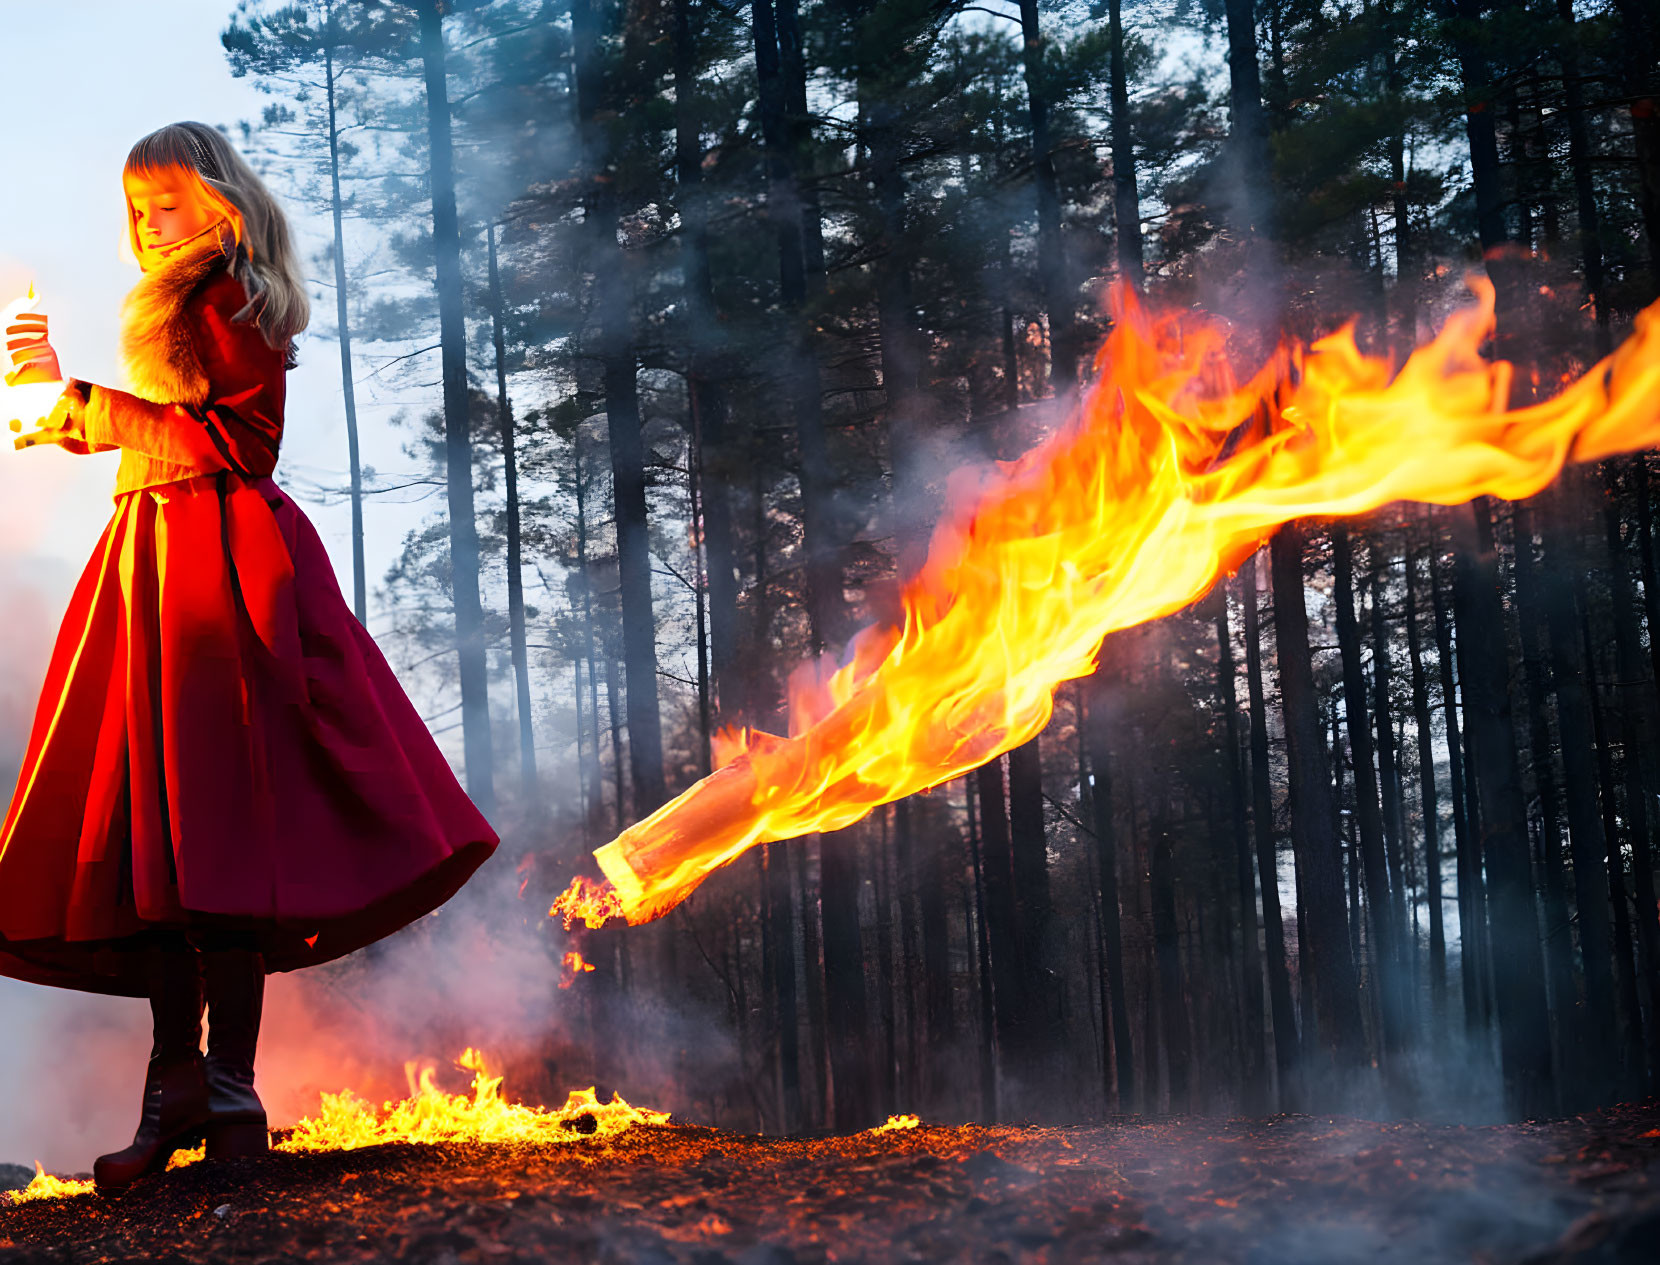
[1,1101,1657,1264]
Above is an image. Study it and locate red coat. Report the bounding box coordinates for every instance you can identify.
[0,240,499,996]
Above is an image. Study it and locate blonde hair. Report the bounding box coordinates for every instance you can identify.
[124,121,310,352]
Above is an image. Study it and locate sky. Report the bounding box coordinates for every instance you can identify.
[0,1,475,1169]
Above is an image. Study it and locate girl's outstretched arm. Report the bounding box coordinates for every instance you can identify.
[54,278,284,477]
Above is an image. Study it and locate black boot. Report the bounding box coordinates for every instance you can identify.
[94,947,209,1191]
[201,947,269,1158]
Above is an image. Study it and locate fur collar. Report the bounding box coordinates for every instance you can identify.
[118,239,230,406]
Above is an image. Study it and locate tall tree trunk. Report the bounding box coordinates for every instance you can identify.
[1214,582,1267,1110]
[998,0,1052,1034]
[763,843,802,1132]
[674,0,740,713]
[1602,485,1660,1089]
[415,0,494,820]
[1636,460,1660,738]
[1269,524,1364,1074]
[1106,0,1143,286]
[1448,498,1555,1119]
[892,799,921,1106]
[753,0,838,651]
[1577,558,1647,1092]
[604,648,627,836]
[1554,0,1612,353]
[795,841,829,1129]
[1429,538,1484,1034]
[1537,486,1622,1101]
[572,657,588,824]
[917,801,954,1056]
[572,442,610,834]
[776,0,825,290]
[322,15,365,624]
[1507,498,1577,1085]
[1337,705,1360,977]
[754,0,866,1126]
[1383,0,1415,357]
[487,223,537,806]
[863,76,923,511]
[976,756,1024,1115]
[1016,0,1075,391]
[573,0,664,819]
[1085,656,1136,1110]
[1370,557,1410,948]
[1222,0,1280,311]
[821,835,874,1131]
[1450,0,1521,334]
[1008,734,1055,1078]
[1612,0,1660,296]
[872,824,898,1117]
[1150,827,1189,1111]
[1403,541,1447,1029]
[967,774,999,1122]
[1242,553,1299,1104]
[1332,524,1406,1052]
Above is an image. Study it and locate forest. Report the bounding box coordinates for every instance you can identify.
[219,0,1660,1136]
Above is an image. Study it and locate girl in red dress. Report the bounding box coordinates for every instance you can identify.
[0,121,499,1189]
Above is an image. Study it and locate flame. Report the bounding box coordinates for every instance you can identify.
[552,278,1660,928]
[558,949,596,988]
[10,1049,671,1202]
[5,1161,94,1204]
[868,1113,922,1133]
[278,1048,669,1152]
[552,874,625,930]
[0,284,66,430]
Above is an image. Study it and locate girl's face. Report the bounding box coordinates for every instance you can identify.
[124,166,223,265]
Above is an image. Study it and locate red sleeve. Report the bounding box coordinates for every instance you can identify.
[73,271,286,476]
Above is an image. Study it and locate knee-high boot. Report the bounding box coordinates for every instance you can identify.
[94,947,209,1190]
[201,948,269,1158]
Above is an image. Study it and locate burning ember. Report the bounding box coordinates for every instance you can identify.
[557,949,596,987]
[554,279,1660,927]
[6,1048,669,1203]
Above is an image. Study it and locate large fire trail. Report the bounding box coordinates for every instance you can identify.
[561,279,1658,927]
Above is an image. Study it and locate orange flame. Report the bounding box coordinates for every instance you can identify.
[551,278,1660,927]
[5,1162,94,1204]
[1,283,68,430]
[278,1047,668,1152]
[552,874,625,929]
[868,1113,922,1133]
[558,949,596,988]
[9,1049,672,1201]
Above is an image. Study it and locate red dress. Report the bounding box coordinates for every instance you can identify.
[0,241,499,996]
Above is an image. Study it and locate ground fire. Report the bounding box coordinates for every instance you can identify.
[6,1049,668,1207]
[553,279,1660,929]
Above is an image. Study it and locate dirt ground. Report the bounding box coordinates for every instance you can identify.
[2,1100,1658,1263]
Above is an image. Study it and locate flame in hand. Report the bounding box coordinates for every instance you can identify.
[1,284,66,427]
[552,278,1660,927]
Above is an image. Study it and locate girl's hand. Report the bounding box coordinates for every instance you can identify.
[5,311,63,386]
[12,387,83,450]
